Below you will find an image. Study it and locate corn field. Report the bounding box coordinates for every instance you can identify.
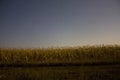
[0,45,120,65]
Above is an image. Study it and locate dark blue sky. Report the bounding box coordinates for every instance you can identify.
[1,0,120,48]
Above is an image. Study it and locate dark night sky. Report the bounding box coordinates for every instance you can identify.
[0,0,120,48]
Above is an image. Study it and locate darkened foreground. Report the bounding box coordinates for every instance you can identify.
[0,45,120,80]
[0,45,120,65]
[0,65,120,80]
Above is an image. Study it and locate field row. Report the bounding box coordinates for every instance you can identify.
[0,45,120,65]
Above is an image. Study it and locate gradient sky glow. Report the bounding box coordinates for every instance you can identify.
[0,0,120,48]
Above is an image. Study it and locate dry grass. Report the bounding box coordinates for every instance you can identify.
[0,45,120,65]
